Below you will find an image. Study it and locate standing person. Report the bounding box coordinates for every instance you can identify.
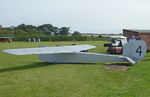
[33,38,36,43]
[8,38,12,43]
[129,36,136,42]
[38,38,41,42]
[28,38,31,42]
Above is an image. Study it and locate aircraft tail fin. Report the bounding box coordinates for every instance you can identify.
[123,40,147,62]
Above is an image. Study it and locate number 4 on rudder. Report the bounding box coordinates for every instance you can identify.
[136,46,142,56]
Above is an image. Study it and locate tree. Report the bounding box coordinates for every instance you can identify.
[38,24,57,35]
[59,27,70,35]
[16,24,26,30]
[0,25,2,29]
[16,24,37,31]
[72,31,81,36]
[97,34,102,38]
[53,27,59,35]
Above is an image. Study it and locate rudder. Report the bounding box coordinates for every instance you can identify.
[123,40,147,62]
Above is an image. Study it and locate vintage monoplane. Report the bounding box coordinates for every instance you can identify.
[3,40,147,64]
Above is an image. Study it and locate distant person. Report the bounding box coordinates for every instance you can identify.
[33,38,36,43]
[136,37,141,40]
[8,38,12,43]
[28,38,31,42]
[38,38,41,42]
[129,36,136,42]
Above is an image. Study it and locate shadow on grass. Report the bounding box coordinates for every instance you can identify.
[70,62,131,66]
[0,62,55,73]
[0,62,131,73]
[105,63,132,66]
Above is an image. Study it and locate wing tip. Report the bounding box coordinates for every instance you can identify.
[2,49,21,55]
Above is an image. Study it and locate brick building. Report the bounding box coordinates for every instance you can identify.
[123,29,150,51]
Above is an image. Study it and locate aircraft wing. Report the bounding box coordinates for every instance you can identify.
[3,45,96,55]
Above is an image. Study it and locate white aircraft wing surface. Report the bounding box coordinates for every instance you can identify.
[3,45,96,55]
[39,52,136,64]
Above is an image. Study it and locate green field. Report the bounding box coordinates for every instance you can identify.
[0,41,150,97]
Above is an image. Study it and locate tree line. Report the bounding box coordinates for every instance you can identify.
[0,24,107,41]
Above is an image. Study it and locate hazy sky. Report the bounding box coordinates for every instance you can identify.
[0,0,150,33]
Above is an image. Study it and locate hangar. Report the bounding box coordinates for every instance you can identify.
[123,29,150,51]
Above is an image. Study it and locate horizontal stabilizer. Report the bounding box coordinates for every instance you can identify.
[39,52,136,64]
[3,45,96,55]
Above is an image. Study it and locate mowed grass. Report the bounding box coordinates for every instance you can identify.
[0,41,150,97]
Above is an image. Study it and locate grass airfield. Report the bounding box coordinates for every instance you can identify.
[0,41,150,97]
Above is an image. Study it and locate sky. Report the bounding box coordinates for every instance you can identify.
[0,0,150,33]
